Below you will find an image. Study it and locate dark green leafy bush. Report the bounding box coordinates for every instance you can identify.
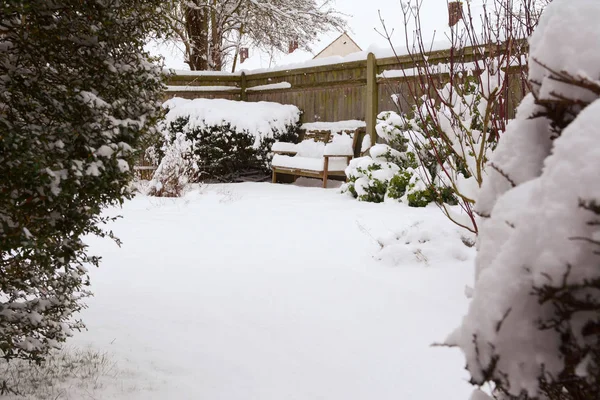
[187,122,299,181]
[0,0,168,363]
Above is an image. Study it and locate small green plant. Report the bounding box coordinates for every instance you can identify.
[386,171,412,199]
[343,153,400,203]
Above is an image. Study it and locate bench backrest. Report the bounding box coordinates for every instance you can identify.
[299,127,367,158]
[299,129,331,143]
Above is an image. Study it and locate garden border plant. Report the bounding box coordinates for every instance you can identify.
[376,0,548,233]
[148,101,301,197]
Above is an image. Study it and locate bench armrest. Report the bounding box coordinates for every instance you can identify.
[323,154,353,159]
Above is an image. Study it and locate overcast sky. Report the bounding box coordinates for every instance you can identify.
[330,0,450,51]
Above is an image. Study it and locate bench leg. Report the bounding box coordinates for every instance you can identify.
[323,157,329,188]
[272,171,277,184]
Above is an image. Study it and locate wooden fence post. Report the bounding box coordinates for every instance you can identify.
[365,52,378,146]
[240,71,247,101]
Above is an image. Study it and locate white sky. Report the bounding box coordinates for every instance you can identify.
[330,0,450,51]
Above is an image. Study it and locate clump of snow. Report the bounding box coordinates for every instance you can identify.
[302,120,366,133]
[271,142,298,153]
[375,215,473,267]
[450,1,600,397]
[323,134,354,156]
[295,140,325,158]
[528,0,600,103]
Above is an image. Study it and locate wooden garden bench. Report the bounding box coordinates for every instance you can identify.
[271,126,369,188]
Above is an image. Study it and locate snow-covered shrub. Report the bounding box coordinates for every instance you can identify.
[377,0,545,233]
[0,0,168,363]
[344,152,400,203]
[147,121,197,197]
[149,98,300,193]
[449,1,600,398]
[385,75,498,232]
[343,113,457,207]
[344,143,454,207]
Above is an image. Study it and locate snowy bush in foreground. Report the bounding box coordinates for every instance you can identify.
[448,1,600,398]
[0,0,168,363]
[149,98,300,194]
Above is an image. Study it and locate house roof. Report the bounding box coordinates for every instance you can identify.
[312,32,362,59]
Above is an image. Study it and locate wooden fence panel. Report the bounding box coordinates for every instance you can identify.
[165,44,527,125]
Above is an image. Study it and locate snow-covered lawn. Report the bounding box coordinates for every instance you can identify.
[60,182,475,399]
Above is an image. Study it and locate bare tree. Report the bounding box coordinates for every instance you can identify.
[376,0,549,234]
[166,0,346,71]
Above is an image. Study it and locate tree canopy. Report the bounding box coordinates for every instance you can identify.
[168,0,346,71]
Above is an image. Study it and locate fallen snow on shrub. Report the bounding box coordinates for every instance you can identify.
[148,98,300,191]
[301,119,366,133]
[162,97,301,147]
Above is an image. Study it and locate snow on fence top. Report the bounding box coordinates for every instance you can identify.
[246,82,292,92]
[165,85,240,92]
[165,68,243,77]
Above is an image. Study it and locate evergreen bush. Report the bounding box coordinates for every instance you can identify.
[0,0,168,363]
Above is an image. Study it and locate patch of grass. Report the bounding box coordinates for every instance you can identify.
[0,348,120,399]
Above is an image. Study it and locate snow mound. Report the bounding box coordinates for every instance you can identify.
[302,120,366,133]
[375,211,474,267]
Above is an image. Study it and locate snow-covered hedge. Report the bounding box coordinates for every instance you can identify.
[449,1,600,398]
[148,98,300,195]
[342,112,456,207]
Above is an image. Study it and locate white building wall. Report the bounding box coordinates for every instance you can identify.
[314,33,362,59]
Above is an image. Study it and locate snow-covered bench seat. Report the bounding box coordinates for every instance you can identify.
[271,122,369,188]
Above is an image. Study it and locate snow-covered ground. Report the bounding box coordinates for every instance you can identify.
[52,181,474,399]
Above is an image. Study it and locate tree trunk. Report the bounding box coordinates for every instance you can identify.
[185,2,209,71]
[210,0,222,70]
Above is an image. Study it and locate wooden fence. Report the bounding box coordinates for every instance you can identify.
[166,43,527,144]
